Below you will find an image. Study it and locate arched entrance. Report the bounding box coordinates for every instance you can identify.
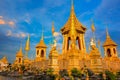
[107,49,112,57]
[41,50,44,57]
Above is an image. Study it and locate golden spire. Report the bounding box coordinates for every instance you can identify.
[71,0,74,12]
[16,44,23,57]
[0,56,8,64]
[19,44,22,53]
[70,0,76,36]
[36,27,47,48]
[70,0,75,18]
[52,21,55,35]
[90,19,96,46]
[103,27,117,46]
[91,19,95,32]
[106,27,110,39]
[41,26,44,40]
[60,0,86,34]
[25,34,30,51]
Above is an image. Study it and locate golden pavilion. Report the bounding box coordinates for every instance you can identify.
[13,1,120,74]
[0,56,8,71]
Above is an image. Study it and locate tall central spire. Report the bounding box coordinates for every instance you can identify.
[60,0,86,34]
[71,0,74,10]
[70,0,76,36]
[70,0,75,17]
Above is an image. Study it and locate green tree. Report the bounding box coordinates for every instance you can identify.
[105,70,116,80]
[98,72,104,80]
[46,68,54,75]
[71,68,82,79]
[59,69,69,78]
[116,71,120,79]
[20,64,25,72]
[46,68,56,80]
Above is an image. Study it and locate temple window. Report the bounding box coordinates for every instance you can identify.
[76,37,81,50]
[37,50,39,55]
[67,37,71,50]
[113,48,116,54]
[19,58,21,63]
[76,38,79,49]
[107,48,111,57]
[41,50,44,57]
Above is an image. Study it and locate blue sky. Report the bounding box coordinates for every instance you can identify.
[0,0,120,63]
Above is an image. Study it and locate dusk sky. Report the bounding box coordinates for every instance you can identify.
[0,0,120,63]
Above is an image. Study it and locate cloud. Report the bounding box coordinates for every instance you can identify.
[0,16,3,18]
[44,36,52,39]
[0,16,15,28]
[53,32,61,37]
[25,19,31,24]
[8,21,15,28]
[16,32,28,38]
[53,32,62,41]
[6,30,12,36]
[24,13,31,24]
[6,30,28,38]
[85,28,92,39]
[78,11,93,20]
[20,32,27,38]
[0,19,5,24]
[44,32,61,40]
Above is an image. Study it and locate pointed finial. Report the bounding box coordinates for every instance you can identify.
[91,19,93,23]
[52,21,54,26]
[106,26,108,35]
[52,21,55,35]
[91,19,95,32]
[71,0,74,11]
[20,42,22,49]
[41,26,44,40]
[98,39,100,46]
[20,42,22,52]
[71,0,73,6]
[106,26,110,38]
[25,34,30,51]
